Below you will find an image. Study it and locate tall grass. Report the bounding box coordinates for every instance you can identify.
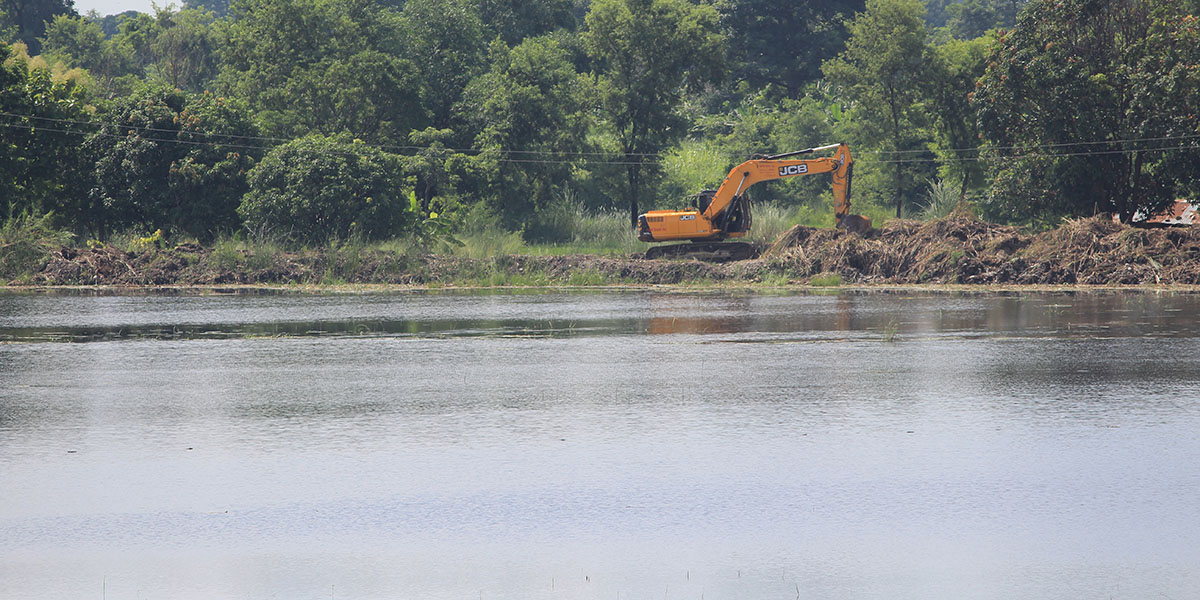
[559,208,641,254]
[456,205,641,257]
[0,212,73,281]
[921,178,962,220]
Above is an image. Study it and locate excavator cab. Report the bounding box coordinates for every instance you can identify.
[688,190,717,213]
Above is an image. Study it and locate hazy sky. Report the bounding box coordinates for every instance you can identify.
[76,0,158,17]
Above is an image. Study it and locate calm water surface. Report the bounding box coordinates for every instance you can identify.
[2,289,1199,599]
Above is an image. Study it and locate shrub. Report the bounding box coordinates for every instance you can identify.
[239,134,415,245]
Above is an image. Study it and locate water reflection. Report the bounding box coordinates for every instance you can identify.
[4,288,1199,343]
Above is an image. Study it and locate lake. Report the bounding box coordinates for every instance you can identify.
[2,288,1199,599]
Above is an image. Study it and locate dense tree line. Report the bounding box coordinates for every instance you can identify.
[1,0,1198,245]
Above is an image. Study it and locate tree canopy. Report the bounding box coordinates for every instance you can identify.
[1,0,1198,248]
[974,0,1200,225]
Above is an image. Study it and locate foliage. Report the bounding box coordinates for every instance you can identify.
[238,133,415,244]
[2,0,1198,260]
[397,0,486,132]
[0,211,73,280]
[920,178,963,220]
[216,0,419,140]
[1,0,74,54]
[585,0,726,226]
[479,0,576,45]
[656,140,730,208]
[144,8,220,92]
[0,42,91,224]
[973,0,1200,226]
[924,34,991,200]
[460,35,590,236]
[824,0,935,219]
[717,0,863,96]
[83,85,258,241]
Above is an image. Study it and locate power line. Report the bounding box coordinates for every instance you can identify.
[2,108,1199,165]
[0,110,666,159]
[0,119,658,166]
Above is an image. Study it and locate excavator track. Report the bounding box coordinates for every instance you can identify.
[644,241,759,262]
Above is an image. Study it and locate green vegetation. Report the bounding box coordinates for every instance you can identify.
[0,212,72,281]
[1,0,1199,281]
[810,273,844,287]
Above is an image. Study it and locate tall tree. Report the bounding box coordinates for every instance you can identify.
[585,0,725,227]
[0,41,90,222]
[824,0,932,218]
[973,0,1200,225]
[717,0,863,96]
[460,36,590,236]
[925,34,992,199]
[84,85,259,241]
[478,0,576,45]
[398,0,487,132]
[216,0,421,141]
[1,0,74,54]
[40,14,137,81]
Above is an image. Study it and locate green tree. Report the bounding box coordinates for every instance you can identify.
[1,0,75,54]
[398,127,467,219]
[39,13,136,80]
[183,0,230,17]
[84,85,258,241]
[717,0,863,96]
[398,0,487,132]
[585,0,725,227]
[39,14,101,67]
[925,34,992,199]
[239,133,415,244]
[459,36,590,237]
[479,0,576,45]
[284,50,425,143]
[823,0,933,218]
[974,0,1200,225]
[146,8,220,92]
[0,41,90,223]
[216,0,418,140]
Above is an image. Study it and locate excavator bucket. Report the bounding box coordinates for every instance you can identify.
[837,213,872,233]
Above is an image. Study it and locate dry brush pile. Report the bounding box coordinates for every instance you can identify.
[16,211,1200,287]
[760,210,1200,285]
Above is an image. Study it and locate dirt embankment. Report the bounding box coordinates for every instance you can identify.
[17,212,1200,287]
[763,211,1200,285]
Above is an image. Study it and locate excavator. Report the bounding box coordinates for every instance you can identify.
[637,142,869,260]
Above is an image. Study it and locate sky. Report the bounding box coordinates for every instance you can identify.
[75,0,160,17]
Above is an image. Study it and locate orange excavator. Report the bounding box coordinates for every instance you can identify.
[637,142,868,260]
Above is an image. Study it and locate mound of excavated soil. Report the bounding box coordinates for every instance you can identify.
[762,210,1200,285]
[16,211,1200,287]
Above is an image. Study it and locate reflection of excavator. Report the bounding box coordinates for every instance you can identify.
[637,142,868,260]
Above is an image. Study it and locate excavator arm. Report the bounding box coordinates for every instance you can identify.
[702,143,854,225]
[637,142,865,254]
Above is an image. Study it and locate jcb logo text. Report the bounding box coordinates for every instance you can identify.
[779,165,808,177]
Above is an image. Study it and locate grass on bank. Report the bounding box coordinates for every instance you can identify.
[0,212,73,282]
[3,200,896,286]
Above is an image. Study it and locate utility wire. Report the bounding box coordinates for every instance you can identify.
[0,119,658,166]
[0,110,665,159]
[2,109,1199,165]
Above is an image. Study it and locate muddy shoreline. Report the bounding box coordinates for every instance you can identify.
[11,213,1200,289]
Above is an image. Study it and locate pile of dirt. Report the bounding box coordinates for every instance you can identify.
[763,210,1200,285]
[17,211,1200,287]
